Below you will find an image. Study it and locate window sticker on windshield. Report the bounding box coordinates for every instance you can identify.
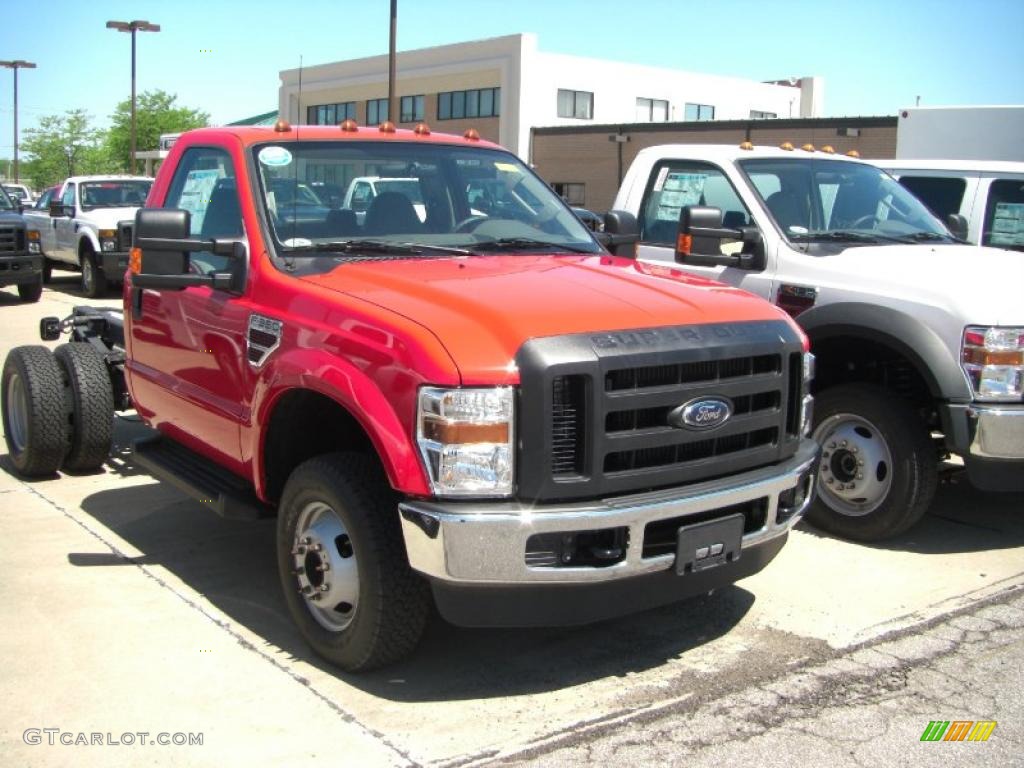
[494,162,520,173]
[990,202,1024,246]
[655,172,706,221]
[258,146,293,167]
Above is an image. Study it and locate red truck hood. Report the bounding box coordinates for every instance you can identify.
[301,254,793,383]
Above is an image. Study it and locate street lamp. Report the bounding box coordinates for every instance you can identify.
[106,19,160,174]
[0,59,37,183]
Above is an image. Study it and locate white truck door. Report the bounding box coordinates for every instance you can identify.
[634,159,772,300]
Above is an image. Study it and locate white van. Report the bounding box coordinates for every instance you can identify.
[869,159,1024,251]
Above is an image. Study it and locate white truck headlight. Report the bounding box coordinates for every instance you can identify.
[27,230,41,254]
[99,229,118,252]
[417,387,515,497]
[962,326,1024,401]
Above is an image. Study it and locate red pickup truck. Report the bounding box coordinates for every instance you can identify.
[2,122,818,670]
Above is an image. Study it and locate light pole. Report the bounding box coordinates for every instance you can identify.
[106,19,160,174]
[0,60,37,183]
[387,0,397,125]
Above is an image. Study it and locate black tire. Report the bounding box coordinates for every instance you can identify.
[17,274,43,303]
[42,259,53,284]
[80,248,106,298]
[53,343,114,472]
[806,383,937,541]
[276,453,431,671]
[1,346,69,476]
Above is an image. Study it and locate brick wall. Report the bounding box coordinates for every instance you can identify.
[532,117,897,213]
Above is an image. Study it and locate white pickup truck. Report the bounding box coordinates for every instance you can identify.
[22,175,153,297]
[608,143,1024,541]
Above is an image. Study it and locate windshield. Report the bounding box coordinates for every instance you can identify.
[252,140,599,256]
[0,187,13,211]
[739,158,950,243]
[80,180,153,210]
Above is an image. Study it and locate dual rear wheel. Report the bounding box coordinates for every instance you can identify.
[2,344,113,476]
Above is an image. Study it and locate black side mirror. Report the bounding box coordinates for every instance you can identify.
[132,208,246,293]
[49,201,67,218]
[597,210,640,258]
[676,205,766,271]
[947,213,968,241]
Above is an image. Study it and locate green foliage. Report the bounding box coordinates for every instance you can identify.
[21,110,109,189]
[107,89,209,172]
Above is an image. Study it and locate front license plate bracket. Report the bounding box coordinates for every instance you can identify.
[675,513,744,575]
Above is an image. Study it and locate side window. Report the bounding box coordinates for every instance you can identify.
[350,182,372,212]
[983,178,1024,252]
[61,184,76,208]
[898,176,967,222]
[639,162,752,251]
[36,189,53,209]
[164,147,244,275]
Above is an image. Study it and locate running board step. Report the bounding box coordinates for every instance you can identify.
[132,436,271,521]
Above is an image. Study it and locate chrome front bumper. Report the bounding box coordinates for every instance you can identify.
[969,404,1024,459]
[399,439,818,585]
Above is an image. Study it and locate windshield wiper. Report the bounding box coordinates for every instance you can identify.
[284,239,473,257]
[899,231,963,244]
[791,230,887,243]
[471,237,595,254]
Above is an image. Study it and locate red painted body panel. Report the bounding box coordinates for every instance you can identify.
[124,126,805,503]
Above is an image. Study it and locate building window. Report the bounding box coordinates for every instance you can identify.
[636,98,669,122]
[684,103,715,121]
[367,98,389,125]
[552,182,586,206]
[400,95,425,123]
[307,102,356,125]
[437,88,500,120]
[557,89,593,120]
[749,110,777,119]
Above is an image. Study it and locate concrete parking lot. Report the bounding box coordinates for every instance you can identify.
[2,273,1023,766]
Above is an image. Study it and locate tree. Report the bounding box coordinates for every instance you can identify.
[21,110,109,189]
[106,89,209,172]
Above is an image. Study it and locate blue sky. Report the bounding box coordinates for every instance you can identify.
[1,0,1023,157]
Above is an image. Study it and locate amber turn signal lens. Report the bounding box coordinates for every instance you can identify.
[129,247,142,274]
[676,233,692,256]
[963,348,1024,366]
[421,420,509,444]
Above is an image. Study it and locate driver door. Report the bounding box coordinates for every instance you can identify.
[126,146,251,470]
[635,160,771,300]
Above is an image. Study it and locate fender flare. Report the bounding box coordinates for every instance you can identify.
[797,302,971,402]
[246,347,431,500]
[77,228,101,259]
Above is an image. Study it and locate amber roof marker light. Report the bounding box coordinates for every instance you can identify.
[273,119,292,133]
[340,119,359,132]
[414,122,431,136]
[463,128,481,141]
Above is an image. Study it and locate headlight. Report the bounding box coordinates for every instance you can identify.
[99,229,118,252]
[417,387,515,497]
[962,326,1024,401]
[27,230,40,254]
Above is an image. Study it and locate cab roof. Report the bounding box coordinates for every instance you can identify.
[632,143,871,165]
[179,124,505,151]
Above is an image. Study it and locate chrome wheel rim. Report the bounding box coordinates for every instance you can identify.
[6,372,29,454]
[813,413,893,517]
[291,501,359,632]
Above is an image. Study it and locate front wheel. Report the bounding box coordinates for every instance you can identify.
[17,274,43,303]
[80,249,107,298]
[276,453,431,671]
[806,384,937,541]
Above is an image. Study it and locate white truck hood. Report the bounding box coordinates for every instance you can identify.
[78,207,141,229]
[798,243,1024,326]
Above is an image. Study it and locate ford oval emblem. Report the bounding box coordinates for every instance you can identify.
[668,397,733,430]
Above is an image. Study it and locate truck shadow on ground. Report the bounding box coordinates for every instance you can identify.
[72,479,757,700]
[797,478,1024,555]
